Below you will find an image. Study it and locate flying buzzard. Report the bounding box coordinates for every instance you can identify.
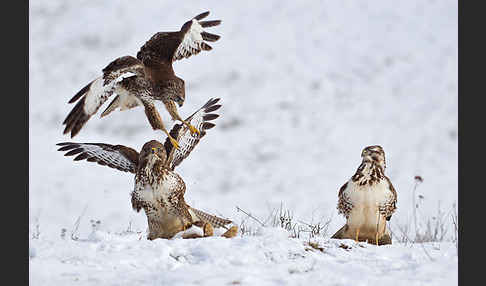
[58,98,237,240]
[62,11,222,149]
[331,145,397,245]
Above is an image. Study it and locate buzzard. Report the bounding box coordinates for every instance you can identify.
[58,98,237,240]
[331,145,397,245]
[62,11,222,149]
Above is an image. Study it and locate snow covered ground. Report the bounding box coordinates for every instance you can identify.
[29,228,457,286]
[29,0,457,285]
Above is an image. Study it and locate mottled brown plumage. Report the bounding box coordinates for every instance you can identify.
[62,11,222,149]
[58,98,237,240]
[332,145,397,245]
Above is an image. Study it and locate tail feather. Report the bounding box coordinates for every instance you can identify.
[189,207,232,229]
[101,93,142,118]
[100,95,121,117]
[331,224,348,239]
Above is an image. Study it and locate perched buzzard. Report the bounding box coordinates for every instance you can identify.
[331,145,397,245]
[58,98,237,240]
[62,11,222,149]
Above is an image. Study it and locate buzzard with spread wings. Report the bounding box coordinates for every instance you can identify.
[62,11,222,149]
[58,98,237,240]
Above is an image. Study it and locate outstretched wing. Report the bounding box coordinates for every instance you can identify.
[56,142,139,173]
[62,56,145,138]
[164,98,221,170]
[136,11,221,66]
[382,177,398,221]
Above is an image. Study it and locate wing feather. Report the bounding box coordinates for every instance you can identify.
[101,56,144,86]
[164,98,221,170]
[171,12,221,62]
[136,12,221,66]
[62,56,145,138]
[56,142,139,173]
[337,182,353,219]
[383,177,398,220]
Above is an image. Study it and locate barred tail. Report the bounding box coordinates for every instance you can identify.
[189,207,232,229]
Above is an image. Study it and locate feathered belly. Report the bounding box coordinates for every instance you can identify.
[132,171,189,239]
[133,170,184,205]
[346,184,389,235]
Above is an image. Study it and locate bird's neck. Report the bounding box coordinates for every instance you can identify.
[138,156,164,183]
[351,161,385,186]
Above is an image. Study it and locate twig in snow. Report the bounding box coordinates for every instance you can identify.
[236,206,265,227]
[412,175,423,239]
[71,204,88,240]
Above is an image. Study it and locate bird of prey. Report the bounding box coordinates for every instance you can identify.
[62,11,222,149]
[58,98,237,240]
[331,145,397,245]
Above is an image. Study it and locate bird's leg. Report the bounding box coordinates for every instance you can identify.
[375,207,380,246]
[355,227,360,242]
[161,126,180,150]
[143,100,179,149]
[165,100,200,135]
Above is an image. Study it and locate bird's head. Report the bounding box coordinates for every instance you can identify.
[361,145,386,169]
[141,140,167,163]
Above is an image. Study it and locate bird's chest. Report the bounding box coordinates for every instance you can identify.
[134,169,184,207]
[346,180,389,216]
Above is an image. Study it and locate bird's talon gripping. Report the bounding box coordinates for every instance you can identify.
[169,136,180,149]
[188,124,200,135]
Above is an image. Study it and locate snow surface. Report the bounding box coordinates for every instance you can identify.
[30,228,457,286]
[29,0,457,285]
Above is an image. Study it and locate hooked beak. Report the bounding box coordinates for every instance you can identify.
[361,150,371,160]
[176,97,184,107]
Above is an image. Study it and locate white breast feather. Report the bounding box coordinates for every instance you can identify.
[343,179,393,236]
[138,171,181,204]
[346,180,391,209]
[137,184,156,204]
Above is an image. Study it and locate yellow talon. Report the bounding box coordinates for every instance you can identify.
[355,228,360,242]
[187,123,200,135]
[169,136,180,149]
